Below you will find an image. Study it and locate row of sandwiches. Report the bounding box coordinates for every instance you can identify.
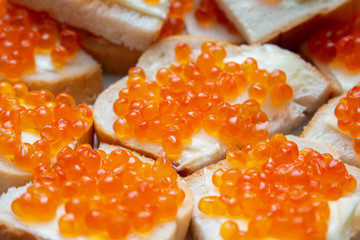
[0,0,360,239]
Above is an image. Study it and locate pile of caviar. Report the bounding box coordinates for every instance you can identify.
[199,134,357,240]
[12,144,185,239]
[307,11,360,71]
[113,41,293,157]
[160,0,237,38]
[335,85,360,154]
[194,0,238,34]
[160,0,193,38]
[0,1,81,80]
[0,81,92,171]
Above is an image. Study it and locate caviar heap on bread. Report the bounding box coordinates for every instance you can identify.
[307,11,360,71]
[160,0,193,38]
[0,1,81,80]
[113,41,293,158]
[335,85,360,154]
[11,144,188,239]
[0,81,93,172]
[161,0,238,39]
[197,134,357,240]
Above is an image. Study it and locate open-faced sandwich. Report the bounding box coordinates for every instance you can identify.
[0,81,93,193]
[94,36,334,175]
[0,1,103,104]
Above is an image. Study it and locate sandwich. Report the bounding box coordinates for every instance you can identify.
[0,81,93,193]
[9,0,172,74]
[0,1,103,104]
[94,36,334,175]
[0,143,194,240]
[302,85,360,169]
[185,134,360,240]
[300,10,360,94]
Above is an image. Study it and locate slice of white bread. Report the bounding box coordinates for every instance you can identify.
[94,36,334,175]
[9,0,171,52]
[214,0,358,48]
[0,143,193,240]
[0,120,94,195]
[183,0,244,45]
[299,43,360,94]
[0,50,103,104]
[185,135,360,240]
[301,93,360,168]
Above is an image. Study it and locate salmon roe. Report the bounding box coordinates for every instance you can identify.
[308,11,360,71]
[199,134,357,240]
[194,0,238,34]
[0,81,92,171]
[12,145,185,239]
[113,42,293,158]
[335,85,360,155]
[160,0,237,38]
[0,1,81,80]
[160,0,192,38]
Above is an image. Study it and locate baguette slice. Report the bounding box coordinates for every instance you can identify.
[183,0,244,45]
[0,49,103,105]
[301,93,360,168]
[94,36,334,175]
[0,119,94,195]
[299,42,360,95]
[185,135,360,240]
[214,0,357,47]
[0,143,193,240]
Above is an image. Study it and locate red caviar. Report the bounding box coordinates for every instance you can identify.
[194,0,238,34]
[199,134,357,240]
[0,1,81,81]
[335,85,360,155]
[12,145,185,239]
[308,11,360,71]
[0,81,92,171]
[160,0,237,38]
[113,42,293,157]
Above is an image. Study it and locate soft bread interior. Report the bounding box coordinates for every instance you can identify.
[185,135,360,240]
[94,36,333,175]
[9,0,171,51]
[214,0,355,45]
[0,143,193,240]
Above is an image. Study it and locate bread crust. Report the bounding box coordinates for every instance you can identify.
[78,30,142,75]
[22,53,103,105]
